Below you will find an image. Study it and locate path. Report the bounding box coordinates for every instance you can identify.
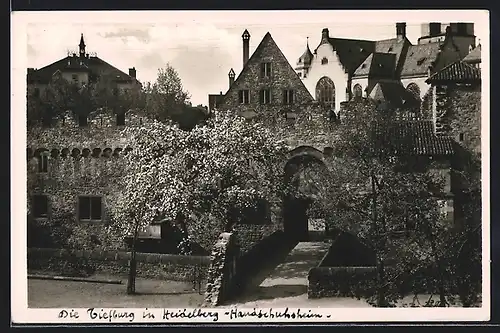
[224,241,371,307]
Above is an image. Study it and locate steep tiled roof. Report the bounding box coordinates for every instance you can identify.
[400,43,441,77]
[376,120,454,156]
[463,45,481,63]
[354,53,396,78]
[375,37,410,74]
[27,55,137,84]
[426,61,481,84]
[369,81,418,107]
[323,38,375,75]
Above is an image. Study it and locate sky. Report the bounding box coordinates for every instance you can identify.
[23,10,488,106]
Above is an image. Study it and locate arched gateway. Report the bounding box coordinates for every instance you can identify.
[283,146,330,241]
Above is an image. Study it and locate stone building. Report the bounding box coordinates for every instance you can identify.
[26,35,146,249]
[26,110,150,249]
[296,22,476,113]
[209,29,464,239]
[426,59,482,227]
[27,33,141,118]
[216,30,320,124]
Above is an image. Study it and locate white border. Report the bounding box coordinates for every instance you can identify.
[11,10,491,324]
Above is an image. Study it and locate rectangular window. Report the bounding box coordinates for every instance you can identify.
[38,154,48,173]
[78,196,103,222]
[260,62,272,78]
[238,90,250,104]
[33,195,48,219]
[459,133,465,142]
[259,89,271,104]
[283,90,294,105]
[72,74,79,83]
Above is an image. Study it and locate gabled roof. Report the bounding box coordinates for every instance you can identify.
[27,55,138,84]
[316,37,375,75]
[354,52,396,78]
[374,37,410,75]
[400,43,442,77]
[369,81,418,107]
[463,45,481,63]
[376,120,454,156]
[222,32,314,102]
[426,61,481,84]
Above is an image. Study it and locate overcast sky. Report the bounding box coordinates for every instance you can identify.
[23,10,487,106]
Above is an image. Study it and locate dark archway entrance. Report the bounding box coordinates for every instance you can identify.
[283,150,328,241]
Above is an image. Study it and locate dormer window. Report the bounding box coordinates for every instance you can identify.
[417,57,426,66]
[388,46,393,52]
[321,57,328,65]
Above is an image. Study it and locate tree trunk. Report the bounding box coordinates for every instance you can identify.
[376,259,388,307]
[427,220,448,307]
[371,174,387,307]
[127,223,139,295]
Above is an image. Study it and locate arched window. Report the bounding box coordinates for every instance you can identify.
[315,76,335,106]
[406,82,421,105]
[353,84,363,99]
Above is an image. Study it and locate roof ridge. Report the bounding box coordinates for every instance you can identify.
[224,31,313,101]
[329,37,376,43]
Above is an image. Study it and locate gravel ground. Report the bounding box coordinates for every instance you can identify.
[28,275,205,308]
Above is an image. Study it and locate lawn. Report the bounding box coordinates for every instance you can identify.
[28,275,205,308]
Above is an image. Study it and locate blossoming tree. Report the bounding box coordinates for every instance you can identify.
[109,110,289,294]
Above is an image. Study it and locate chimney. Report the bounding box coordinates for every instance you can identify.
[129,67,136,78]
[396,23,406,40]
[228,68,236,88]
[242,29,250,67]
[321,28,330,44]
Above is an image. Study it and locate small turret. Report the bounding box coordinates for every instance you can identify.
[79,33,86,58]
[228,68,235,88]
[295,37,314,79]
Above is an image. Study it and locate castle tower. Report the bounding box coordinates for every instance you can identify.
[418,22,475,51]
